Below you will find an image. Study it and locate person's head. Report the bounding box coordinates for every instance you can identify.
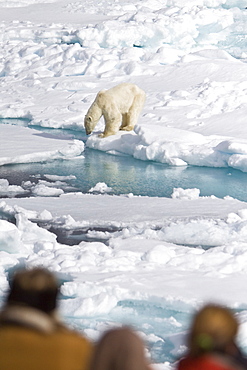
[91,327,150,370]
[188,303,239,357]
[6,267,59,314]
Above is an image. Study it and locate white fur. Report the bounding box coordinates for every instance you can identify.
[84,83,146,138]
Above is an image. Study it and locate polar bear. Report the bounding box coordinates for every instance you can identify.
[84,83,146,138]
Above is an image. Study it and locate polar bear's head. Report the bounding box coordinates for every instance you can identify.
[84,101,103,135]
[84,115,95,135]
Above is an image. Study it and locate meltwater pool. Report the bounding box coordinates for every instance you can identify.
[1,145,247,201]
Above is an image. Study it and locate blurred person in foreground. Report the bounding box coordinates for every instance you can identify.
[177,303,247,370]
[0,266,93,370]
[90,326,152,370]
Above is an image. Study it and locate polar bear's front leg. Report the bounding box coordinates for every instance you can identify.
[119,111,135,131]
[98,109,122,138]
[98,131,117,138]
[119,113,136,131]
[98,121,120,137]
[119,113,128,130]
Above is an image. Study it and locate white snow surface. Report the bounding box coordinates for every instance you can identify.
[1,0,247,368]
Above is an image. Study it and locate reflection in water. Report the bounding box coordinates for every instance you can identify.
[1,147,247,200]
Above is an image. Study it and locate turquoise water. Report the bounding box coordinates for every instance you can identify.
[1,121,247,201]
[2,145,247,201]
[67,298,192,364]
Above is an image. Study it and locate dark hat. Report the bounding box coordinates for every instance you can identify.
[7,267,59,313]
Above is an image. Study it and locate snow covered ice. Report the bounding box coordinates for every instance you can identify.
[2,0,247,368]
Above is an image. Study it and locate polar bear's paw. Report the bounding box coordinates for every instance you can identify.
[120,125,134,131]
[98,131,117,138]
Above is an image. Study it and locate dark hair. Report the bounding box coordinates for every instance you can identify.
[7,267,59,313]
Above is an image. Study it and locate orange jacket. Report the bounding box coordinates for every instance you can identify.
[0,306,93,370]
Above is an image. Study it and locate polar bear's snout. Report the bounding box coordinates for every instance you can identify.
[85,127,92,135]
